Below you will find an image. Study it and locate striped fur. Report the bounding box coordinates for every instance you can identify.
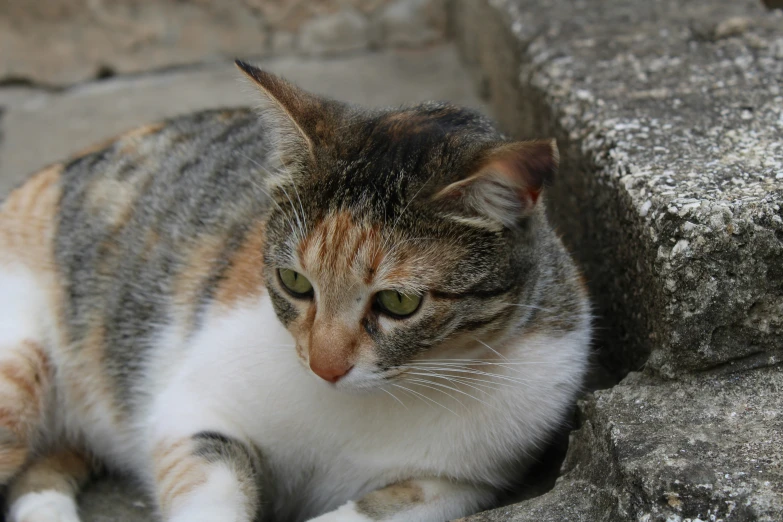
[0,65,591,522]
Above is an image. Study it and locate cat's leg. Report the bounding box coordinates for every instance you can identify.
[308,479,496,522]
[0,340,51,484]
[151,431,270,522]
[6,449,92,522]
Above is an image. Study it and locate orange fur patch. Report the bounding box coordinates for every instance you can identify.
[69,138,117,161]
[66,322,122,426]
[118,122,165,155]
[355,479,427,519]
[0,408,24,439]
[0,444,28,483]
[153,439,208,516]
[0,340,51,484]
[382,112,437,138]
[0,340,50,438]
[302,212,384,278]
[0,363,37,404]
[7,448,91,502]
[172,235,227,322]
[215,224,267,307]
[0,163,62,270]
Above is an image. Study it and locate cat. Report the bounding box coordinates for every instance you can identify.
[0,61,591,522]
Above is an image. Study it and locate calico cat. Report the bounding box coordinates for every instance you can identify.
[0,61,590,522]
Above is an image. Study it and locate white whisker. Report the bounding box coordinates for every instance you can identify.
[379,387,407,409]
[238,152,301,240]
[402,365,537,388]
[391,384,460,416]
[473,338,509,361]
[402,371,507,392]
[507,303,554,313]
[405,377,495,409]
[278,153,309,236]
[391,384,434,410]
[412,359,562,366]
[405,378,467,409]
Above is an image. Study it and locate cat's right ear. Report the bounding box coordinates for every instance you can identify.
[433,139,558,228]
[235,60,320,163]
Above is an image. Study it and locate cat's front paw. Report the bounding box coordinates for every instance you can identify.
[8,491,81,522]
[307,502,373,522]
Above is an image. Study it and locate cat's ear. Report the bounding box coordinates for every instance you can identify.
[235,60,322,161]
[433,139,558,228]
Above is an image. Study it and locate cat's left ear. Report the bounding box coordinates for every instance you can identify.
[433,139,558,228]
[235,60,328,162]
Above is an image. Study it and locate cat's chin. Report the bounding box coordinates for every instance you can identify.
[322,371,393,396]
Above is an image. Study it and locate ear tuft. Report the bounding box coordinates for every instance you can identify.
[434,139,559,228]
[235,60,319,162]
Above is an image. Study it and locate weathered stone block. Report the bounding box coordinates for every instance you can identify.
[0,0,269,86]
[0,0,452,86]
[372,0,445,48]
[464,366,783,521]
[453,0,783,380]
[299,8,370,56]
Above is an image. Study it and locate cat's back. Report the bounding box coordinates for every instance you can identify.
[1,108,265,262]
[0,107,274,404]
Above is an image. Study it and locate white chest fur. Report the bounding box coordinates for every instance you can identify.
[140,294,588,522]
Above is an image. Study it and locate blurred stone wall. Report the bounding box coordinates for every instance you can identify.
[0,0,448,86]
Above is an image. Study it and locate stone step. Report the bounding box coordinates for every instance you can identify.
[461,366,783,521]
[453,0,783,381]
[452,0,783,520]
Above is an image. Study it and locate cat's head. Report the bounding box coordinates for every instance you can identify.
[237,61,563,391]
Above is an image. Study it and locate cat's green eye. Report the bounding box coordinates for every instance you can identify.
[376,290,422,318]
[278,269,313,297]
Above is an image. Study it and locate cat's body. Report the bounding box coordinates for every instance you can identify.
[0,65,590,522]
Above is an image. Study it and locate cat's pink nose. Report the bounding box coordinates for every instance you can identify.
[310,360,353,383]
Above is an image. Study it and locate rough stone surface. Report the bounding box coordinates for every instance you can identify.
[372,0,446,48]
[0,46,488,196]
[464,366,783,522]
[0,0,449,86]
[452,0,783,520]
[245,0,393,32]
[454,0,783,381]
[0,0,269,86]
[295,8,370,56]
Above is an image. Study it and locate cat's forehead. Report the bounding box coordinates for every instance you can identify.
[296,211,444,292]
[296,105,497,218]
[325,104,493,164]
[362,104,493,148]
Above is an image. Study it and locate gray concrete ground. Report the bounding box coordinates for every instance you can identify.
[0,45,488,196]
